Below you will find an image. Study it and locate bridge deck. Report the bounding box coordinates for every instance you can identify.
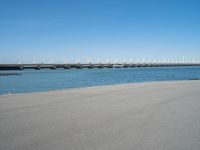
[0,63,200,70]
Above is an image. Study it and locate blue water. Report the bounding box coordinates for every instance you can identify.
[0,66,200,95]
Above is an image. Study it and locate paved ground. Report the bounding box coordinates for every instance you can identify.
[0,80,200,150]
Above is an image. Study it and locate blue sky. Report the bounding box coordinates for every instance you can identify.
[0,0,200,63]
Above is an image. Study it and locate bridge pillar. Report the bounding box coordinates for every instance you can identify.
[64,65,70,69]
[88,64,94,68]
[107,65,113,68]
[34,65,41,70]
[50,65,56,69]
[76,65,82,69]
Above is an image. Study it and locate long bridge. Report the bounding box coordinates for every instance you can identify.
[0,63,200,70]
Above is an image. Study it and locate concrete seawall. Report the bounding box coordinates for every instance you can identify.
[0,80,200,150]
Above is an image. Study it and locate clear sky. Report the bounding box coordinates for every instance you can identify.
[0,0,200,63]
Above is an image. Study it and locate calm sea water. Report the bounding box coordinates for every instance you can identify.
[0,66,200,95]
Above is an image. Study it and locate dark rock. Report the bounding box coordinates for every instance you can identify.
[0,73,22,76]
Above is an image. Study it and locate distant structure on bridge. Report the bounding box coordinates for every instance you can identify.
[0,58,200,70]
